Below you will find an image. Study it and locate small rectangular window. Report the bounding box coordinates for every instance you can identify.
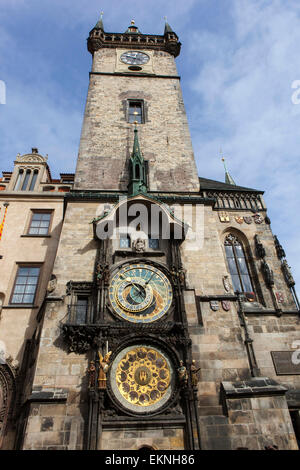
[11,266,40,304]
[149,238,159,249]
[120,235,130,248]
[75,296,89,324]
[128,101,144,124]
[28,211,52,235]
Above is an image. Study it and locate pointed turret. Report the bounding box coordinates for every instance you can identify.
[94,12,104,31]
[164,20,174,35]
[128,124,148,196]
[222,157,236,186]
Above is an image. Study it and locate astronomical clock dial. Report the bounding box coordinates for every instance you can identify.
[108,263,173,323]
[109,345,175,414]
[120,51,150,65]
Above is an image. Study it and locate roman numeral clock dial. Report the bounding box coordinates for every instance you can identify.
[120,51,150,65]
[108,263,173,323]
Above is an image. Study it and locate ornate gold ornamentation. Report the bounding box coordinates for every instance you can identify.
[219,211,230,222]
[115,346,171,407]
[109,263,173,323]
[98,351,112,390]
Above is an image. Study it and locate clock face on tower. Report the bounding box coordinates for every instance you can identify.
[109,345,175,414]
[108,262,173,323]
[120,51,150,65]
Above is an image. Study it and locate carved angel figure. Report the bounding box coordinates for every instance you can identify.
[98,351,112,389]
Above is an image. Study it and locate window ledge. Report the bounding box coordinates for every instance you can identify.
[21,234,51,238]
[3,305,40,309]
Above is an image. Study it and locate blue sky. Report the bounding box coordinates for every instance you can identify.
[1,0,300,299]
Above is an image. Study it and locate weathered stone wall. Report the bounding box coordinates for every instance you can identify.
[75,49,199,192]
[22,200,300,450]
[100,427,184,450]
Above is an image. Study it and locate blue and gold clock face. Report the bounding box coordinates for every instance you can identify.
[109,263,173,323]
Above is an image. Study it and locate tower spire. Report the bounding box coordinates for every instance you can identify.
[221,156,236,186]
[128,124,147,196]
[164,16,175,34]
[94,11,104,30]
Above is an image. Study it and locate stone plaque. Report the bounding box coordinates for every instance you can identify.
[271,351,300,375]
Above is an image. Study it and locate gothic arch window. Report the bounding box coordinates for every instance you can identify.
[224,233,254,294]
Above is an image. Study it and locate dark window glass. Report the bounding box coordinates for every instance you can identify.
[11,266,40,304]
[129,101,143,123]
[28,212,51,235]
[149,238,159,249]
[29,170,38,191]
[75,296,88,324]
[21,170,31,191]
[225,235,253,294]
[120,235,130,248]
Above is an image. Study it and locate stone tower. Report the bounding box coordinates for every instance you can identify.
[9,17,299,451]
[75,19,199,192]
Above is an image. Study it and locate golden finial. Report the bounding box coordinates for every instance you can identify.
[100,11,104,18]
[164,16,167,22]
[131,19,135,25]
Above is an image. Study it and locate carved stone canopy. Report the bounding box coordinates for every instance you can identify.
[15,152,48,164]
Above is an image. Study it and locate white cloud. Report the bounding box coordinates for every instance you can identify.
[186,0,300,298]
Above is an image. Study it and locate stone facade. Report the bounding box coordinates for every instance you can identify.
[75,47,199,192]
[1,19,300,451]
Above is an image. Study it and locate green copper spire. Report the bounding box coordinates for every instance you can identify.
[128,124,148,196]
[222,157,236,186]
[94,11,104,30]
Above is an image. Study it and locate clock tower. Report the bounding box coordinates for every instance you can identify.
[19,16,300,451]
[75,18,199,193]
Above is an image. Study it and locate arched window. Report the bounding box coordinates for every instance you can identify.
[14,169,24,190]
[21,170,31,190]
[224,234,253,294]
[29,170,38,191]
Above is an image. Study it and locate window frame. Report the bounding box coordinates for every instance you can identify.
[26,210,53,237]
[10,263,42,305]
[224,234,254,295]
[127,100,145,124]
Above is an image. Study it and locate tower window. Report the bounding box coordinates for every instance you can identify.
[75,296,89,324]
[128,101,144,124]
[224,234,253,294]
[10,266,40,304]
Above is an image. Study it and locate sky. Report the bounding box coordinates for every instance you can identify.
[0,0,300,299]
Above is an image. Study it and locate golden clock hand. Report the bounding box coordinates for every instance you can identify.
[145,272,155,285]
